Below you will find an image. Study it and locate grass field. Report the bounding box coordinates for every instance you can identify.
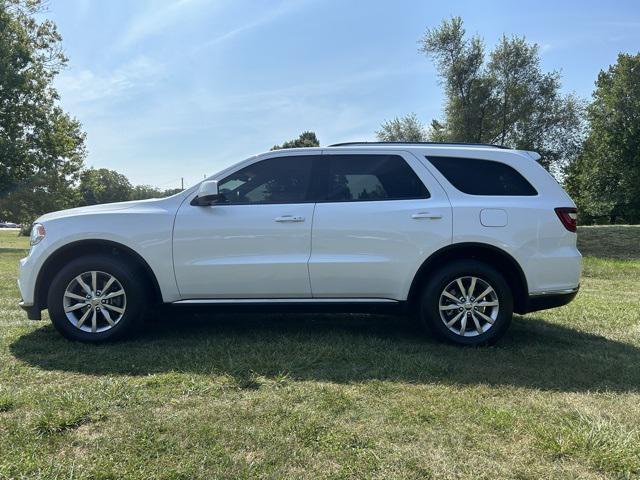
[1,227,639,479]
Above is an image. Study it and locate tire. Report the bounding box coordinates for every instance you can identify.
[47,254,148,342]
[418,259,513,346]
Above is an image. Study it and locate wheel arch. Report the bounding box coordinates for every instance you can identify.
[35,239,163,310]
[408,242,529,313]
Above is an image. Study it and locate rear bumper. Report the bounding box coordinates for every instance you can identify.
[19,301,42,320]
[521,286,579,314]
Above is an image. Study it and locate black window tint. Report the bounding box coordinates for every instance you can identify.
[325,155,429,202]
[426,156,537,196]
[218,156,315,204]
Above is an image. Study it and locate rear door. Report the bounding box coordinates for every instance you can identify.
[308,150,452,300]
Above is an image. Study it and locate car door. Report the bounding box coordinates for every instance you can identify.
[308,150,452,300]
[173,153,319,299]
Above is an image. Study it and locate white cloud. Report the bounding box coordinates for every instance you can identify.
[116,0,216,49]
[55,56,164,105]
[190,66,422,113]
[196,1,304,50]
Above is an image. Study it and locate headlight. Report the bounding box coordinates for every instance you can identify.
[30,223,46,246]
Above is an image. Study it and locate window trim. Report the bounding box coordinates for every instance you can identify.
[424,155,538,197]
[196,152,433,206]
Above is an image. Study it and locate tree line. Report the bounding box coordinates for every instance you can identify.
[1,2,638,226]
[3,166,182,228]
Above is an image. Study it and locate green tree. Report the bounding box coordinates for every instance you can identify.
[376,113,427,142]
[129,185,183,200]
[162,188,183,196]
[79,169,132,206]
[130,185,164,200]
[271,131,320,150]
[565,53,640,224]
[418,17,583,171]
[0,0,86,223]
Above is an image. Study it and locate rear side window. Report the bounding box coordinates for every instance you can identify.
[218,155,315,204]
[324,155,430,202]
[426,156,537,196]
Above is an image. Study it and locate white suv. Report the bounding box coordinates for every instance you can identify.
[18,142,581,346]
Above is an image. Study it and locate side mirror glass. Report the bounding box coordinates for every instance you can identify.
[191,180,224,206]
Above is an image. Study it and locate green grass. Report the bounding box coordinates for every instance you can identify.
[1,227,639,479]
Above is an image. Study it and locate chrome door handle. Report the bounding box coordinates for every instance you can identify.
[274,215,305,223]
[411,212,442,220]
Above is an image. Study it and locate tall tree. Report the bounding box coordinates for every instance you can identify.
[419,17,489,144]
[0,0,86,223]
[79,169,132,206]
[565,53,640,224]
[271,131,320,150]
[418,17,583,172]
[376,113,427,142]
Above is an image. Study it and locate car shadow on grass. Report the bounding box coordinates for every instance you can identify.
[10,312,640,392]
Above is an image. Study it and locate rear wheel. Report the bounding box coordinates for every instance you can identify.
[47,254,147,342]
[419,260,513,346]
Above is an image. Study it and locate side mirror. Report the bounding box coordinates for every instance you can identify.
[191,180,224,206]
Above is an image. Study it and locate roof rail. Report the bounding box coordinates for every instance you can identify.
[327,141,510,149]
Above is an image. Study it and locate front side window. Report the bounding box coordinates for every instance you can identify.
[425,156,537,196]
[324,155,430,202]
[218,155,315,204]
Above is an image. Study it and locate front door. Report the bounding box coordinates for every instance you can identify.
[173,154,319,299]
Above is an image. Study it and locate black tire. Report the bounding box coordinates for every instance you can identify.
[47,254,147,342]
[418,259,513,346]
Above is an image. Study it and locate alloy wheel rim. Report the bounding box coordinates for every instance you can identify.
[63,271,127,333]
[438,276,499,337]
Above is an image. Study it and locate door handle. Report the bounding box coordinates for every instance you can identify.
[411,212,442,220]
[274,215,305,223]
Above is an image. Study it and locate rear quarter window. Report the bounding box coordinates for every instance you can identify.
[425,156,537,196]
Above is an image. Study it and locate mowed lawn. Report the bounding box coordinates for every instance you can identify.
[1,228,639,479]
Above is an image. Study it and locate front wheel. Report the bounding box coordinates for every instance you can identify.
[47,254,147,342]
[419,260,513,346]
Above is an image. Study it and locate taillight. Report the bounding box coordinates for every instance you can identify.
[555,207,577,232]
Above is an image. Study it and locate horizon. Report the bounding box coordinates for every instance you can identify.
[45,0,640,190]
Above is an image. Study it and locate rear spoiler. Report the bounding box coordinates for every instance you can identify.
[520,150,541,162]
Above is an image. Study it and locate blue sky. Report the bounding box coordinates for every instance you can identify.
[46,0,640,189]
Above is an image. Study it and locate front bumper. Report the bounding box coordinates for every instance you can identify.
[521,286,579,314]
[18,249,42,320]
[19,301,42,320]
